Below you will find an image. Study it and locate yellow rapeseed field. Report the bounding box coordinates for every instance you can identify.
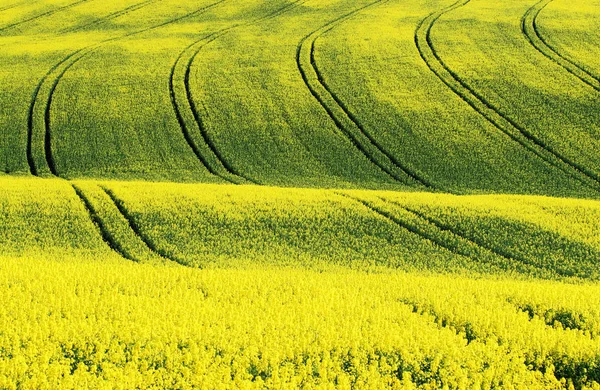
[1,0,600,386]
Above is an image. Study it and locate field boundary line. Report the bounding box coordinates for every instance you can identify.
[101,186,187,266]
[415,0,600,192]
[27,0,224,176]
[72,183,138,261]
[296,0,440,190]
[521,0,600,92]
[0,0,90,34]
[169,0,309,185]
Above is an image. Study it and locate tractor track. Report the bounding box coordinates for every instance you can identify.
[0,0,30,13]
[337,193,479,264]
[522,0,600,92]
[0,0,89,33]
[27,48,86,176]
[25,1,224,263]
[384,199,571,277]
[169,42,221,180]
[28,0,222,176]
[415,0,600,192]
[72,184,137,261]
[338,192,551,276]
[296,0,440,190]
[62,0,159,34]
[101,186,187,266]
[169,0,307,185]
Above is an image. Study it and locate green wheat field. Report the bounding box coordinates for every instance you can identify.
[1,0,600,388]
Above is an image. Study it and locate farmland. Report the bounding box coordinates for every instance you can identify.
[1,0,600,387]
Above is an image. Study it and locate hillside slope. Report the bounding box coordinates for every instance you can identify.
[1,0,600,387]
[2,177,600,387]
[0,0,597,196]
[2,176,599,281]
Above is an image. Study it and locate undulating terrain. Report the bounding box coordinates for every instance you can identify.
[1,0,600,387]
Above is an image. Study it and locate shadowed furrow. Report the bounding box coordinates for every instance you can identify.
[72,182,176,264]
[415,0,600,192]
[0,0,90,33]
[383,199,572,278]
[0,0,29,13]
[338,193,479,260]
[522,0,600,92]
[507,298,595,336]
[296,0,439,190]
[169,27,250,185]
[27,48,86,176]
[27,0,223,177]
[169,0,308,185]
[27,0,163,175]
[399,294,600,387]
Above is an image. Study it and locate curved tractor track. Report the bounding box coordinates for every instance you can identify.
[296,0,439,191]
[73,182,187,265]
[101,186,188,266]
[27,0,224,177]
[337,193,549,276]
[0,0,30,13]
[62,0,159,34]
[522,0,600,93]
[21,1,220,265]
[415,0,600,193]
[72,184,137,262]
[384,199,566,276]
[0,0,90,34]
[169,0,308,186]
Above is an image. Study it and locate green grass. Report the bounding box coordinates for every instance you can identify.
[1,0,600,387]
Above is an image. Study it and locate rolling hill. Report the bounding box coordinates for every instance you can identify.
[1,0,600,387]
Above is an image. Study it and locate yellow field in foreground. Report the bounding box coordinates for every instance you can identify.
[0,255,600,389]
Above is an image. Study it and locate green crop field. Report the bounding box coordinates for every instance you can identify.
[1,0,600,387]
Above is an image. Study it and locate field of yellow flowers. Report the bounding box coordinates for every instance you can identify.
[2,0,600,386]
[1,176,600,388]
[2,256,600,389]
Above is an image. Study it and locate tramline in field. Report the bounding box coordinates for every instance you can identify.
[1,0,600,387]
